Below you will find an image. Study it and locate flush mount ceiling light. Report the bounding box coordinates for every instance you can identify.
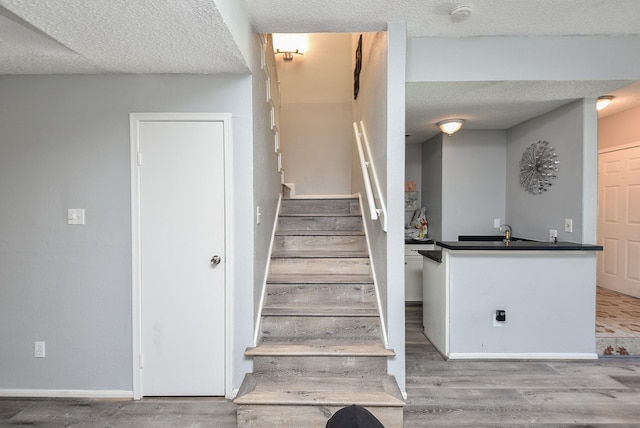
[272,33,308,61]
[449,5,472,22]
[596,95,614,111]
[437,119,465,136]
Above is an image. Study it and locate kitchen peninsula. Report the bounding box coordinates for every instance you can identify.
[419,239,602,360]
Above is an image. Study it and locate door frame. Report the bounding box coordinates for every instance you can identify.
[129,112,234,399]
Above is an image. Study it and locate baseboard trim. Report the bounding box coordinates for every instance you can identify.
[0,389,133,398]
[447,352,598,360]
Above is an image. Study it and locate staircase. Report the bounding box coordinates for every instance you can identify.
[235,197,404,427]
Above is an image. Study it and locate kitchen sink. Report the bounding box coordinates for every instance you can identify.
[457,235,532,242]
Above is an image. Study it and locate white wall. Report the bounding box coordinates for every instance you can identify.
[351,24,407,393]
[405,143,422,224]
[421,131,506,241]
[385,22,407,393]
[421,134,443,240]
[442,131,507,240]
[250,34,284,386]
[599,105,640,150]
[352,30,389,313]
[278,33,353,196]
[407,36,640,82]
[448,252,597,356]
[506,100,597,243]
[280,103,353,195]
[0,74,257,393]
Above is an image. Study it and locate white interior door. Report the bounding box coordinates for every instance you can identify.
[137,118,226,396]
[598,144,640,298]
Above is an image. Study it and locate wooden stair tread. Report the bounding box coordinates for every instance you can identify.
[276,230,364,236]
[267,273,373,284]
[234,374,405,407]
[271,250,369,258]
[262,305,378,316]
[245,342,395,357]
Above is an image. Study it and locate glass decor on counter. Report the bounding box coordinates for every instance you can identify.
[519,140,559,194]
[406,207,429,240]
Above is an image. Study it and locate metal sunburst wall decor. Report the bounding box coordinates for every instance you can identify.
[519,140,559,194]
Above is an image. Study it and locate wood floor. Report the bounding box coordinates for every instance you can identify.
[2,303,640,427]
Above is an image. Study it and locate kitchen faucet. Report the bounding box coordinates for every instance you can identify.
[499,224,512,242]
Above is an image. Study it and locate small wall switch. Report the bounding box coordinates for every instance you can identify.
[256,206,262,225]
[34,341,46,358]
[493,218,501,228]
[67,209,85,225]
[564,218,573,233]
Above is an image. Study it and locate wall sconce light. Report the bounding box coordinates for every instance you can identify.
[272,33,308,61]
[437,119,465,136]
[596,95,614,111]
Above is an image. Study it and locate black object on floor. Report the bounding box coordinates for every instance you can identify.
[326,405,385,428]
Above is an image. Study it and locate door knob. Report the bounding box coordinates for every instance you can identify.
[210,255,222,266]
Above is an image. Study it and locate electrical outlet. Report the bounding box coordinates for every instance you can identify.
[67,209,85,225]
[564,218,573,233]
[549,229,558,241]
[34,341,46,358]
[493,218,501,228]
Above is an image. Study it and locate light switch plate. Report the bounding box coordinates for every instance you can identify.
[494,218,501,228]
[67,209,85,225]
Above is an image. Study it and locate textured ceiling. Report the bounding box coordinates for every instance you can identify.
[405,80,638,143]
[245,0,640,38]
[0,0,247,74]
[1,0,640,140]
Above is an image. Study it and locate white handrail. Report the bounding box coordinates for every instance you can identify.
[353,121,387,232]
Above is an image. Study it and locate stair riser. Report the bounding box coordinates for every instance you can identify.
[252,356,388,377]
[266,284,375,305]
[237,405,402,427]
[280,199,361,216]
[278,216,363,232]
[270,258,371,276]
[274,235,367,252]
[260,316,380,341]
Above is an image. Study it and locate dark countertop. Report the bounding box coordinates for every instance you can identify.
[418,249,442,263]
[405,238,434,245]
[435,240,603,251]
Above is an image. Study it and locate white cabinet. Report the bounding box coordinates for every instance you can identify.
[404,244,434,302]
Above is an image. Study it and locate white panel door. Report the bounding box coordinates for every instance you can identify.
[139,119,225,396]
[598,145,640,298]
